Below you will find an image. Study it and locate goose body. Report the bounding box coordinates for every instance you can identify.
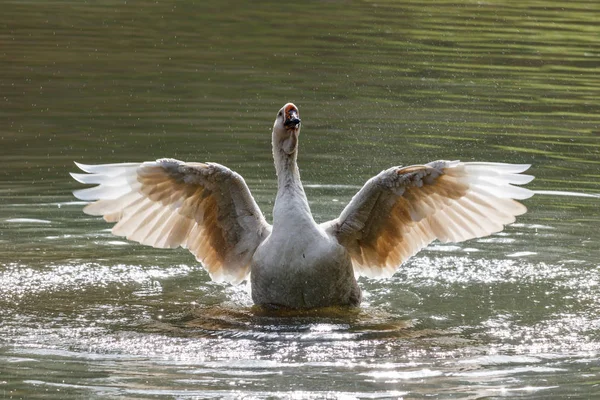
[72,103,534,309]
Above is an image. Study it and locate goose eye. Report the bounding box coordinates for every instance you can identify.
[278,111,283,117]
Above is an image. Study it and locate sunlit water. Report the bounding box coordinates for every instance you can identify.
[2,1,600,398]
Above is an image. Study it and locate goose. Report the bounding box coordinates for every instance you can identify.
[71,103,534,309]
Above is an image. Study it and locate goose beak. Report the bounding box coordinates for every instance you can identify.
[284,109,301,129]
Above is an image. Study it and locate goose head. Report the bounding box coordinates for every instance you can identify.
[273,103,301,155]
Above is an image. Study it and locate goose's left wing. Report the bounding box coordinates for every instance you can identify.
[322,161,534,278]
[72,159,271,284]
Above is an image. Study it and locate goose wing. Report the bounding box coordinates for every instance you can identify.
[322,161,534,278]
[71,159,271,284]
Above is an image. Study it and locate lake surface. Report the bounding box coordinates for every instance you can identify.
[2,1,600,398]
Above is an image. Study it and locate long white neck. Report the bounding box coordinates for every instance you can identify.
[272,130,313,229]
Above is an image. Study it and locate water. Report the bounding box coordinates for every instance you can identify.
[1,0,600,398]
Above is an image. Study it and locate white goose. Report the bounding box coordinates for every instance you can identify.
[72,103,534,309]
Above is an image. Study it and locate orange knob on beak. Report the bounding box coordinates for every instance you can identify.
[284,105,301,128]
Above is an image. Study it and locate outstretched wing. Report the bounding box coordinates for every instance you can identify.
[71,159,271,284]
[323,161,534,278]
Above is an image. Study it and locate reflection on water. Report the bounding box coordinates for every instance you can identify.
[1,0,600,398]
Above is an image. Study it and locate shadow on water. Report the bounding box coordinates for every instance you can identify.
[141,303,466,343]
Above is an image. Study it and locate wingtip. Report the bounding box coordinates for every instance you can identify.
[72,188,89,201]
[508,163,531,174]
[70,172,88,183]
[73,161,93,173]
[518,164,532,173]
[518,174,535,185]
[520,188,535,200]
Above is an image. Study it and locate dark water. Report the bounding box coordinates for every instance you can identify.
[2,1,600,398]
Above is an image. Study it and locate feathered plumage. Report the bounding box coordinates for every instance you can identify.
[72,103,533,308]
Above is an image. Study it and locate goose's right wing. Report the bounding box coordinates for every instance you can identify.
[72,159,271,284]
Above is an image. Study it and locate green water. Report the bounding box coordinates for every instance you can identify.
[1,1,600,398]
